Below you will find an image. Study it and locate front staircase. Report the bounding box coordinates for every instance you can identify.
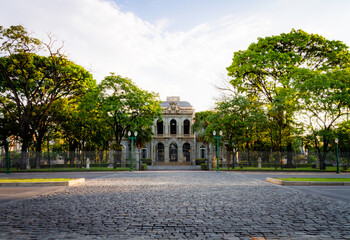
[147,163,201,171]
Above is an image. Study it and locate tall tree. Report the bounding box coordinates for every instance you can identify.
[0,25,94,169]
[293,68,350,169]
[227,29,350,167]
[97,73,162,155]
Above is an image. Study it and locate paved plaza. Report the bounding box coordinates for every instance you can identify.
[0,171,350,239]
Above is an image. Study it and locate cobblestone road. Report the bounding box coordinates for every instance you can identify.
[1,171,350,239]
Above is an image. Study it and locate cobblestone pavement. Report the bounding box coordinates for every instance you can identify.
[0,171,350,239]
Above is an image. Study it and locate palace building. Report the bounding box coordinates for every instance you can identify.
[119,96,209,167]
[151,96,196,165]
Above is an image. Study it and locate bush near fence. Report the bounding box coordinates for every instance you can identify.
[141,159,152,165]
[196,158,208,165]
[200,163,208,170]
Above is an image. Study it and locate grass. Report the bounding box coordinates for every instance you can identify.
[0,167,132,172]
[0,178,73,183]
[218,166,350,172]
[276,178,350,182]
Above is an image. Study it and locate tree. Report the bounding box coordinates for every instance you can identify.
[293,67,350,169]
[96,74,162,163]
[227,29,350,167]
[214,96,267,166]
[0,25,94,169]
[193,111,215,143]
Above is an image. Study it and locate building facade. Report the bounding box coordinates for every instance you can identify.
[150,96,196,164]
[120,96,210,166]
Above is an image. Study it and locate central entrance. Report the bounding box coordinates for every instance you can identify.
[169,143,178,162]
[183,143,191,162]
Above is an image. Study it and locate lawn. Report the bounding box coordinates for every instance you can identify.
[219,166,350,172]
[0,178,73,183]
[276,178,350,182]
[0,167,133,172]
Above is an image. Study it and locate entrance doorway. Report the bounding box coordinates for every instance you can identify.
[169,143,178,162]
[156,143,164,162]
[183,143,191,162]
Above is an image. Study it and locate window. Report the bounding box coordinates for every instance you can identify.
[170,119,177,134]
[200,145,206,159]
[184,119,190,134]
[157,120,163,135]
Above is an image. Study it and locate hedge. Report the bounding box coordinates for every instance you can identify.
[141,159,152,165]
[200,163,208,170]
[195,158,208,165]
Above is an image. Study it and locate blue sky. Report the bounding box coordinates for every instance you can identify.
[114,0,266,31]
[0,0,350,111]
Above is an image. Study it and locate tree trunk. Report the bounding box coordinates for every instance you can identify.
[68,140,76,165]
[20,139,30,170]
[286,141,294,167]
[320,140,328,170]
[4,140,9,170]
[35,143,42,169]
[35,133,45,169]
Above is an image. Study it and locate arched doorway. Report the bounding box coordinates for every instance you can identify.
[183,143,191,162]
[156,143,164,162]
[169,143,178,162]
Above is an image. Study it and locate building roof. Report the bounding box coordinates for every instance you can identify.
[160,96,193,109]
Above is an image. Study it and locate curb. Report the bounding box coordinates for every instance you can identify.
[266,177,350,186]
[0,178,85,187]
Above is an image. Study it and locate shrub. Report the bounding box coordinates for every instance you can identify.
[200,163,208,170]
[141,164,147,171]
[90,163,110,168]
[141,159,152,165]
[195,158,207,165]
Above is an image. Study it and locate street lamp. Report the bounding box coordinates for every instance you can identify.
[335,138,340,174]
[6,137,10,174]
[128,131,137,172]
[213,130,222,172]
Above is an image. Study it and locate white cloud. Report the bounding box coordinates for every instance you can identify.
[1,0,349,111]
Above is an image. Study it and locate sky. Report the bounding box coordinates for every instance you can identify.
[1,0,350,111]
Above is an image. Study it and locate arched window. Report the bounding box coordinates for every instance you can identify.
[169,143,178,162]
[157,120,163,135]
[170,119,177,134]
[184,119,190,135]
[200,145,206,159]
[183,143,191,162]
[156,143,164,162]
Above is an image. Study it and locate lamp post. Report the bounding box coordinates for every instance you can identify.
[213,130,222,172]
[6,137,10,174]
[128,131,137,172]
[335,138,340,174]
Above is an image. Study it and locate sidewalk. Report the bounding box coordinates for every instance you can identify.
[0,186,64,205]
[0,172,115,205]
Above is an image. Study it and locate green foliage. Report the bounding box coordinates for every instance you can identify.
[141,163,147,171]
[141,158,152,165]
[226,29,350,169]
[97,73,162,147]
[200,163,208,170]
[195,158,207,165]
[0,25,94,169]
